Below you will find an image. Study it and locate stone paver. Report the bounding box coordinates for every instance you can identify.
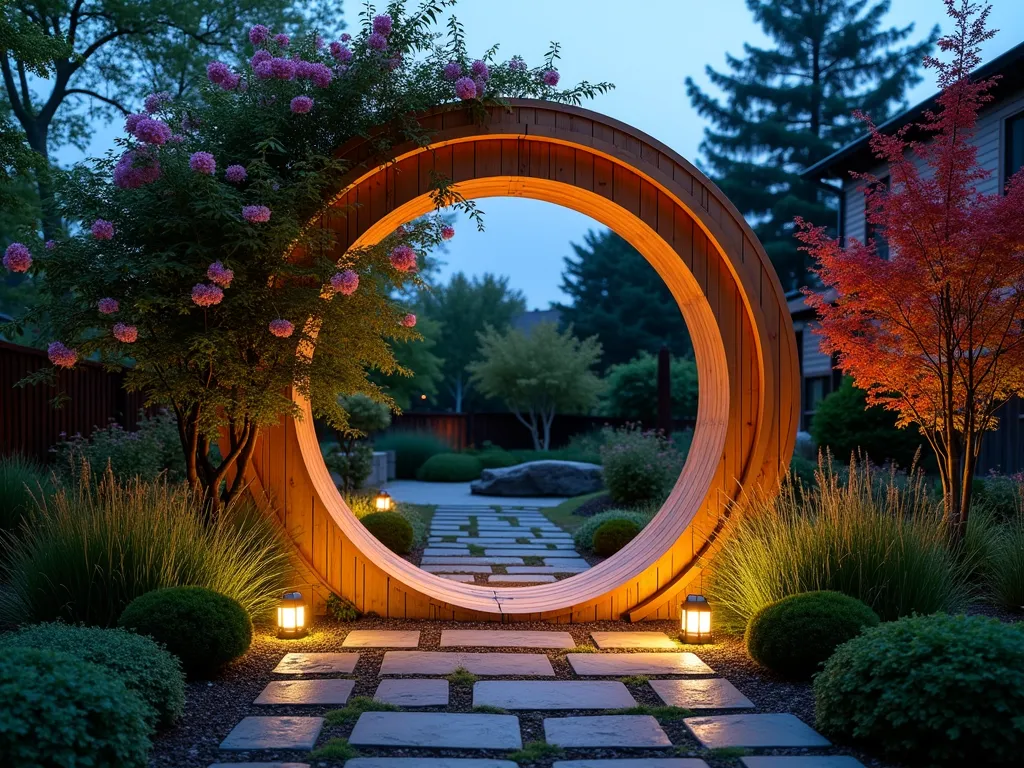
[220,717,323,750]
[506,566,588,574]
[568,653,713,676]
[438,574,476,582]
[740,759,865,768]
[440,630,575,648]
[373,678,449,707]
[650,679,754,710]
[209,763,311,768]
[544,715,671,748]
[684,714,830,748]
[343,630,420,648]
[422,557,525,565]
[422,565,494,574]
[424,549,474,557]
[272,653,358,674]
[254,679,355,705]
[544,558,591,568]
[591,631,677,649]
[346,761,519,768]
[474,680,636,710]
[349,712,522,749]
[489,575,557,583]
[380,651,555,676]
[554,761,710,768]
[485,549,576,557]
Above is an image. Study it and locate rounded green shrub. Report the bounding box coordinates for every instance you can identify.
[416,453,483,482]
[374,432,448,478]
[0,647,151,767]
[118,586,252,678]
[361,511,414,554]
[0,623,185,729]
[815,614,1024,766]
[745,591,878,679]
[592,518,641,557]
[573,509,655,552]
[477,448,519,469]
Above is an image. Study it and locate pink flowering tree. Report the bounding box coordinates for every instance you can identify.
[4,2,611,513]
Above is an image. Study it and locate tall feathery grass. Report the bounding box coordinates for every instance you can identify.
[0,467,290,627]
[0,454,51,533]
[707,457,970,634]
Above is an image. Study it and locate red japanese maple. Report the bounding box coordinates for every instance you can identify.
[796,0,1024,534]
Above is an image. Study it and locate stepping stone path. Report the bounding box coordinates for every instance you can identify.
[420,505,589,585]
[211,625,861,766]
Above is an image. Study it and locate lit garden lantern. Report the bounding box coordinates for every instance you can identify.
[375,490,393,512]
[277,591,307,639]
[680,594,712,644]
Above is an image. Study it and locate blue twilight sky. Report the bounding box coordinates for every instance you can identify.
[55,0,1024,309]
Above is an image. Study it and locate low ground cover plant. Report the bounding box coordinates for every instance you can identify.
[416,452,483,482]
[574,508,656,553]
[592,518,640,556]
[344,493,427,548]
[360,511,414,555]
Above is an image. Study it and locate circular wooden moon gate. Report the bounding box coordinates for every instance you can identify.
[243,100,799,622]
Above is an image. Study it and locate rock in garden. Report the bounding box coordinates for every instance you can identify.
[471,461,603,497]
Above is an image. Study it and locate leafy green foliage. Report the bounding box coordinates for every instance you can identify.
[555,230,693,369]
[0,472,289,626]
[118,586,252,678]
[601,352,698,421]
[974,473,1023,521]
[360,511,414,555]
[814,614,1024,765]
[592,518,641,557]
[745,591,879,680]
[573,509,656,553]
[344,492,427,548]
[707,458,968,634]
[475,446,519,469]
[373,314,444,410]
[325,696,400,725]
[0,453,49,532]
[309,738,359,761]
[374,432,449,478]
[446,666,478,686]
[472,704,508,714]
[600,424,683,506]
[325,441,375,493]
[326,593,361,622]
[469,322,603,450]
[416,452,483,482]
[0,647,151,768]
[506,740,564,763]
[0,623,185,729]
[987,513,1024,609]
[811,378,927,469]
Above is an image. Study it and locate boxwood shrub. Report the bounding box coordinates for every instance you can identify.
[573,509,655,553]
[745,591,878,679]
[416,453,483,482]
[119,586,252,678]
[362,511,415,554]
[0,623,185,729]
[592,518,641,557]
[0,647,152,767]
[814,614,1024,766]
[477,448,519,469]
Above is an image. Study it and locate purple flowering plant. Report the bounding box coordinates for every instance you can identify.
[14,1,610,512]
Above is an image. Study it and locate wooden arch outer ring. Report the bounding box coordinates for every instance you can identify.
[248,100,799,621]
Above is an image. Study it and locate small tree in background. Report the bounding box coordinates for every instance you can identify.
[469,322,603,451]
[601,352,698,422]
[328,394,392,493]
[797,0,1024,537]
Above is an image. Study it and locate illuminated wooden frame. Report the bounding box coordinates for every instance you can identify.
[243,100,799,622]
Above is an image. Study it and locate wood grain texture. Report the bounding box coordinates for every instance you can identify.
[246,100,799,622]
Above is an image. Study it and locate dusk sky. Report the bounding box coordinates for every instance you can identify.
[56,0,1024,309]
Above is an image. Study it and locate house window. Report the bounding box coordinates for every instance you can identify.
[803,375,831,430]
[1005,111,1024,191]
[865,175,890,260]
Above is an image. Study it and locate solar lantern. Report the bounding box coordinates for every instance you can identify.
[680,594,712,644]
[375,490,393,512]
[277,591,307,639]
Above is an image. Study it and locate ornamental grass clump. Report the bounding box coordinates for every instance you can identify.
[707,457,968,634]
[0,454,50,533]
[0,468,290,627]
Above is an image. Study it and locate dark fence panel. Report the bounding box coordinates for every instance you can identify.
[0,341,149,463]
[977,397,1023,476]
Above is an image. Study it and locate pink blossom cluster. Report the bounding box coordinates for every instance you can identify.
[368,32,387,51]
[330,42,353,64]
[3,242,31,273]
[91,219,115,240]
[251,49,272,69]
[133,118,172,145]
[443,61,461,80]
[207,261,234,287]
[383,54,402,71]
[296,61,332,88]
[290,95,314,114]
[373,14,393,36]
[269,318,294,337]
[249,25,271,46]
[143,91,171,113]
[114,148,162,189]
[191,283,224,307]
[454,76,477,101]
[225,164,247,183]
[400,313,417,328]
[48,341,78,369]
[97,297,120,315]
[330,269,359,295]
[242,205,272,223]
[45,240,56,250]
[541,69,560,86]
[389,244,417,272]
[509,56,527,71]
[441,225,455,240]
[189,151,217,175]
[112,323,138,343]
[125,113,146,133]
[274,33,290,48]
[206,60,241,90]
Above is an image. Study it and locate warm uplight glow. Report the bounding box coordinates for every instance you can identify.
[277,591,307,638]
[420,393,427,400]
[375,490,393,512]
[681,594,712,644]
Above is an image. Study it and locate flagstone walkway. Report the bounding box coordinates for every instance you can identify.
[212,628,868,768]
[419,505,590,585]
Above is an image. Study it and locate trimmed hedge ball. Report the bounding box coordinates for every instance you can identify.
[118,586,252,678]
[746,591,878,679]
[0,647,152,768]
[0,622,185,729]
[477,448,519,469]
[592,518,641,557]
[415,452,483,482]
[362,511,414,554]
[815,614,1024,766]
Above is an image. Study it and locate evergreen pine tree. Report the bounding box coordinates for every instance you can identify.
[686,0,936,288]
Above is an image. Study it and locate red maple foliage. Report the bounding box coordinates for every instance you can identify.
[796,0,1024,533]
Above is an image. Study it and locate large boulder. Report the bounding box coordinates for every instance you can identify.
[471,460,604,497]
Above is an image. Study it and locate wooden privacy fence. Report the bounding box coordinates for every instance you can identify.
[0,340,149,463]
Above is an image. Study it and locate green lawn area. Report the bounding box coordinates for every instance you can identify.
[541,491,606,534]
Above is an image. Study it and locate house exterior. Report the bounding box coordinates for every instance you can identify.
[796,40,1024,473]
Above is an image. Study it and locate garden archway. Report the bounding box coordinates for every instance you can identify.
[243,100,799,622]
